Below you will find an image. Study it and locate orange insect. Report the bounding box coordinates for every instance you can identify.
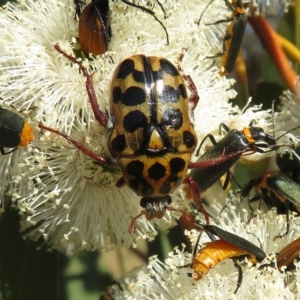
[184,225,266,293]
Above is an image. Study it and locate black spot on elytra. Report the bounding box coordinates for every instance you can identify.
[116,59,135,79]
[142,183,154,195]
[129,179,139,191]
[159,157,185,194]
[127,160,144,176]
[132,69,147,84]
[160,58,180,76]
[161,108,183,129]
[112,86,146,106]
[178,83,187,99]
[148,163,166,181]
[160,85,186,103]
[111,134,126,153]
[159,175,182,194]
[170,157,185,173]
[124,86,146,106]
[183,131,196,148]
[112,87,122,104]
[126,160,154,196]
[123,110,148,133]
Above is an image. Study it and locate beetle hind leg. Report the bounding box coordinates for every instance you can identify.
[183,176,210,225]
[129,196,192,233]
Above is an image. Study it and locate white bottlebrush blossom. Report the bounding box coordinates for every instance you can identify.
[102,201,300,299]
[278,91,300,135]
[0,0,296,253]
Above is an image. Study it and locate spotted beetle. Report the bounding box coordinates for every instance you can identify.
[0,107,34,155]
[178,225,266,294]
[39,44,243,232]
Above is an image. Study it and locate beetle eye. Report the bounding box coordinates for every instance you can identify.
[161,108,183,129]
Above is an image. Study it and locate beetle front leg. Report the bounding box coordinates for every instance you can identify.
[176,51,199,111]
[54,43,108,127]
[39,123,116,166]
[0,147,17,155]
[183,74,199,112]
[184,176,210,225]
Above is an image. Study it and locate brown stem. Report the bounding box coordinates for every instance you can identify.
[248,16,299,96]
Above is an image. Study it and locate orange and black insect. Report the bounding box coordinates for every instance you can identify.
[189,121,282,193]
[189,117,300,199]
[180,225,266,294]
[0,107,34,155]
[243,174,300,239]
[39,44,244,233]
[199,0,247,75]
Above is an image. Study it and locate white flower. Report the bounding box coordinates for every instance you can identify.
[0,0,296,253]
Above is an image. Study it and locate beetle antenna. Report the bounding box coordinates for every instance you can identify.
[191,232,201,259]
[121,0,169,45]
[155,0,166,18]
[275,125,300,142]
[197,0,214,25]
[246,231,263,249]
[271,100,276,140]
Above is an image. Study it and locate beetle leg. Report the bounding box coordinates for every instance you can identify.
[74,0,84,18]
[54,43,108,127]
[166,206,191,223]
[274,201,290,241]
[195,133,217,156]
[206,17,234,26]
[128,210,146,233]
[0,147,17,155]
[39,122,117,166]
[175,51,199,111]
[115,177,125,187]
[129,198,192,233]
[183,74,200,112]
[129,209,191,233]
[184,176,210,225]
[155,0,166,18]
[233,261,243,294]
